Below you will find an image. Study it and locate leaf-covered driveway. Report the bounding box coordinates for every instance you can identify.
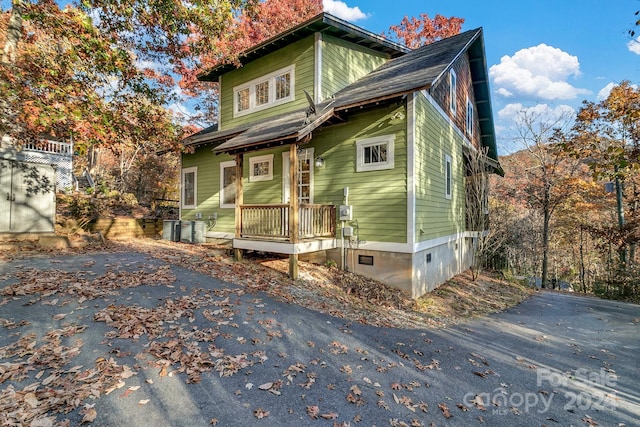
[0,249,638,426]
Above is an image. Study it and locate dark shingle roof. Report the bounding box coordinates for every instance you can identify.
[332,28,481,110]
[187,26,497,161]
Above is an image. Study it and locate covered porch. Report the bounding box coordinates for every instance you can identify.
[230,144,337,278]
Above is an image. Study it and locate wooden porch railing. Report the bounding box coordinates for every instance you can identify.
[239,204,336,240]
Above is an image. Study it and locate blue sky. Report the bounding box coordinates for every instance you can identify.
[323,0,640,153]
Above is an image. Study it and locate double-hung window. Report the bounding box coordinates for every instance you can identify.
[220,161,236,208]
[449,69,457,115]
[466,98,474,137]
[182,167,197,209]
[444,154,452,200]
[356,135,395,172]
[233,65,295,117]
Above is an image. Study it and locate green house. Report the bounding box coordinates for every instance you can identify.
[180,12,499,298]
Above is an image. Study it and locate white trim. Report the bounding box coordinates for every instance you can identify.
[233,65,296,118]
[314,33,322,103]
[234,238,337,255]
[336,232,475,253]
[445,153,452,200]
[219,160,236,208]
[355,134,395,172]
[407,94,416,247]
[419,90,470,147]
[181,166,197,209]
[249,154,274,182]
[449,69,457,114]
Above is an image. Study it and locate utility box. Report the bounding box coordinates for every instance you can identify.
[180,220,206,243]
[339,205,353,221]
[162,220,179,241]
[342,226,354,237]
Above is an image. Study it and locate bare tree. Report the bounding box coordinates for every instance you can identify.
[510,110,582,288]
[464,145,507,279]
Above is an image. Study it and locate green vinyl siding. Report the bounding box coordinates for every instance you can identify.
[320,34,389,100]
[311,105,407,243]
[414,92,466,241]
[181,148,236,230]
[183,106,408,243]
[220,37,315,130]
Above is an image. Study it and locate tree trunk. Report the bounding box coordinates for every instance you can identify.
[541,188,551,289]
[2,1,23,64]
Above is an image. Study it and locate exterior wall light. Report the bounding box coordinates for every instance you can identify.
[315,155,325,168]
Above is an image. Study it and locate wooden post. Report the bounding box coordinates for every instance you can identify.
[289,144,299,278]
[234,153,244,261]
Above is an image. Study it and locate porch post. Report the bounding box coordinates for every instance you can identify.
[289,143,299,278]
[234,153,244,261]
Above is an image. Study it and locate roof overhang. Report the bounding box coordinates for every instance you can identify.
[198,13,409,82]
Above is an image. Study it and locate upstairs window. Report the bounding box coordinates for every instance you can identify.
[466,98,474,136]
[255,80,269,106]
[233,65,295,117]
[449,69,457,115]
[237,88,249,112]
[356,135,395,172]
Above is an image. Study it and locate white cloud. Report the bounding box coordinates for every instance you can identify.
[628,36,640,54]
[597,82,617,101]
[498,102,576,125]
[322,0,368,21]
[489,44,590,101]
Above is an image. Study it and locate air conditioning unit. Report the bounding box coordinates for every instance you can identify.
[180,220,206,243]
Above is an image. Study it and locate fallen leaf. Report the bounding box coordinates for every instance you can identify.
[253,408,269,419]
[80,408,97,424]
[438,403,452,419]
[138,399,150,405]
[306,405,319,419]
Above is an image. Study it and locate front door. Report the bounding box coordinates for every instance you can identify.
[283,148,315,237]
[282,147,313,205]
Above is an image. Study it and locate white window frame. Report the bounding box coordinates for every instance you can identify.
[249,154,274,182]
[356,134,395,172]
[181,167,197,209]
[444,154,452,200]
[233,65,295,117]
[220,160,236,209]
[449,69,457,115]
[466,97,474,136]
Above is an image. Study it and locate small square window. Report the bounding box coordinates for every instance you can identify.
[356,135,395,172]
[249,154,274,182]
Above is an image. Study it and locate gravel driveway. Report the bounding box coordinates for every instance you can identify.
[0,250,638,426]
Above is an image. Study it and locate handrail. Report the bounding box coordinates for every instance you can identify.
[239,204,336,240]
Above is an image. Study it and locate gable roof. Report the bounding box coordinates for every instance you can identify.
[199,12,408,82]
[186,19,497,162]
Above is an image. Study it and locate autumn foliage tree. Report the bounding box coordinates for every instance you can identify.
[386,13,464,49]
